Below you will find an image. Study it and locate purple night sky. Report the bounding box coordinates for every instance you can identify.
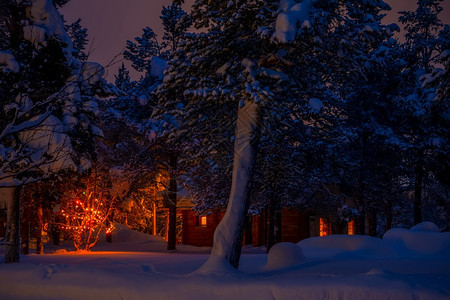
[60,0,450,82]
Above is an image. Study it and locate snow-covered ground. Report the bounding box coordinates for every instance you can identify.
[1,222,449,299]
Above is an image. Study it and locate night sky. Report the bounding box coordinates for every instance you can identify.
[60,0,450,82]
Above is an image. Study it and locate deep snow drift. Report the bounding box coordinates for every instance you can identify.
[0,222,449,299]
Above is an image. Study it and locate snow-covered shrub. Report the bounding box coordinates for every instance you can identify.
[383,222,450,257]
[265,242,305,269]
[298,234,394,259]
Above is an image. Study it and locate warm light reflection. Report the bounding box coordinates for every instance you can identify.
[319,218,331,236]
[348,220,355,235]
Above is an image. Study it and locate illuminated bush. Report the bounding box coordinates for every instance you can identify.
[59,172,114,251]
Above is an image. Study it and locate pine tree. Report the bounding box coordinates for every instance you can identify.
[124,27,161,74]
[399,0,444,71]
[53,0,70,8]
[65,18,88,61]
[398,0,448,225]
[160,3,192,57]
[156,0,409,266]
[114,62,133,93]
[114,3,192,251]
[0,0,108,263]
[155,0,292,268]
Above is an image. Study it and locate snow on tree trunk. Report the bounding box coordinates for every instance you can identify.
[2,186,21,263]
[208,101,261,269]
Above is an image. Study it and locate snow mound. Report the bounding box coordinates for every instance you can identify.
[109,223,164,243]
[410,222,440,232]
[298,235,393,259]
[53,249,68,254]
[193,255,241,275]
[89,223,167,252]
[383,224,450,257]
[265,242,305,269]
[297,223,450,260]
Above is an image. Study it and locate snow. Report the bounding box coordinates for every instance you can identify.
[138,95,148,106]
[23,25,47,49]
[272,0,312,43]
[26,0,73,59]
[428,137,444,148]
[299,223,450,259]
[0,51,20,73]
[89,124,104,137]
[298,234,395,259]
[150,56,168,80]
[309,97,323,113]
[83,99,100,115]
[194,255,241,275]
[0,222,449,299]
[17,115,75,172]
[440,49,450,60]
[265,242,305,269]
[209,101,260,268]
[410,221,440,232]
[80,62,105,86]
[383,228,450,257]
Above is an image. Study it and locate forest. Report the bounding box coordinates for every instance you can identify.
[0,0,448,270]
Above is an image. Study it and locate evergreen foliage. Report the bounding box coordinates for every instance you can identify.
[0,0,110,262]
[65,18,88,61]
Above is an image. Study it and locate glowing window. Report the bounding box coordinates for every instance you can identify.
[348,220,355,235]
[200,216,207,227]
[319,218,331,236]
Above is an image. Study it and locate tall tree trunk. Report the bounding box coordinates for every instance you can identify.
[266,198,281,252]
[20,190,31,255]
[152,202,157,236]
[36,184,44,254]
[167,154,178,251]
[414,157,423,225]
[105,219,112,243]
[368,211,377,237]
[358,209,366,235]
[274,209,282,244]
[244,215,252,246]
[4,186,21,263]
[21,218,29,255]
[51,219,60,246]
[266,204,274,252]
[386,204,392,232]
[210,101,260,269]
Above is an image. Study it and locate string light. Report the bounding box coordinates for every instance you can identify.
[59,187,113,251]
